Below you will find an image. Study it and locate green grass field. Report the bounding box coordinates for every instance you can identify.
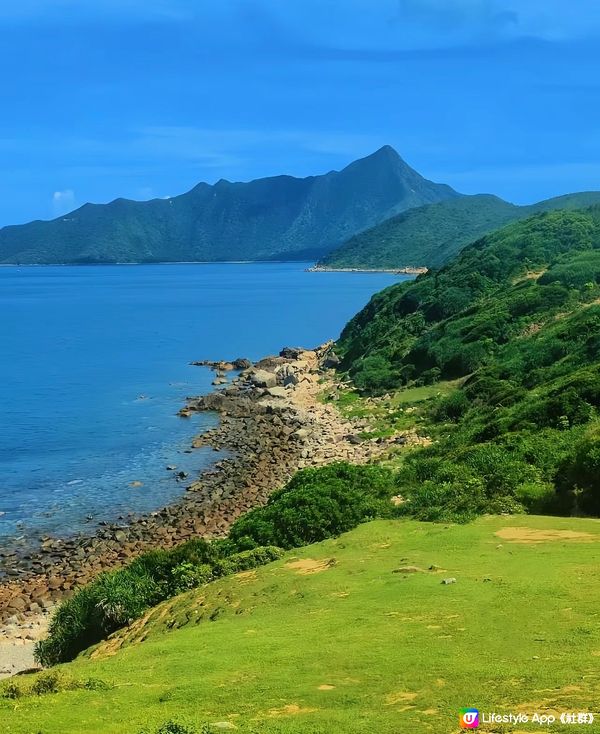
[2,515,600,733]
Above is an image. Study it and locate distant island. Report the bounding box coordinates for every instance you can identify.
[0,146,458,265]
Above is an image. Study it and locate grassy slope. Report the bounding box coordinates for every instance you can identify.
[321,191,600,270]
[3,516,600,733]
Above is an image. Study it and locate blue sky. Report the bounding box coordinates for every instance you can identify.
[1,0,599,225]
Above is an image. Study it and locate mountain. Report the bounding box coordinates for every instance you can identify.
[320,190,600,270]
[0,146,459,265]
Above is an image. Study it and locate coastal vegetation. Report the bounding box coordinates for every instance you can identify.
[336,207,600,521]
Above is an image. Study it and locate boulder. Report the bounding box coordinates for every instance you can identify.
[6,596,27,612]
[293,428,311,441]
[232,357,252,370]
[277,364,299,386]
[254,356,287,370]
[321,352,341,369]
[279,346,305,359]
[266,386,288,399]
[248,369,277,388]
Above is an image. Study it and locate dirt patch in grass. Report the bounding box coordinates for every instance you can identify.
[495,527,597,544]
[285,558,333,575]
[267,703,318,717]
[385,691,418,705]
[235,570,257,583]
[318,684,335,690]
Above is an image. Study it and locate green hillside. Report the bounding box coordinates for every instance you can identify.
[3,516,600,734]
[336,208,600,520]
[320,191,600,269]
[0,147,458,265]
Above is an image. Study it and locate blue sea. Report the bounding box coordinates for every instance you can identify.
[0,263,403,543]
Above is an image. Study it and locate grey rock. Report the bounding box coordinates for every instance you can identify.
[248,369,277,388]
[266,386,288,399]
[279,346,305,359]
[321,353,341,368]
[293,428,311,441]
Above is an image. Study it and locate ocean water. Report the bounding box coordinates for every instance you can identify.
[0,262,403,543]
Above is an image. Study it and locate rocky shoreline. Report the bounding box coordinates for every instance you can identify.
[1,342,409,662]
[306,265,428,275]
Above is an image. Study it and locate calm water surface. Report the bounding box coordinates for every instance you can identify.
[0,263,404,542]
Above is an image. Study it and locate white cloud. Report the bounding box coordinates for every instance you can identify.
[52,189,76,216]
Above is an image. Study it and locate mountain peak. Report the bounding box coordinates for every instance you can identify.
[356,145,403,166]
[345,145,424,179]
[372,144,401,158]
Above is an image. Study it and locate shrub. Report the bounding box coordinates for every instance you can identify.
[228,463,397,550]
[514,482,558,514]
[31,671,62,695]
[401,478,489,523]
[434,390,470,422]
[2,681,22,699]
[556,427,600,515]
[140,721,199,734]
[212,546,284,577]
[352,355,400,394]
[169,563,213,594]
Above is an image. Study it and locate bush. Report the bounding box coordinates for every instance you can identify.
[352,355,399,395]
[140,721,200,734]
[401,478,489,523]
[514,482,558,514]
[228,463,397,550]
[556,428,600,515]
[434,390,470,421]
[212,546,284,577]
[2,681,22,699]
[396,441,550,521]
[169,563,213,594]
[35,568,163,667]
[31,672,62,696]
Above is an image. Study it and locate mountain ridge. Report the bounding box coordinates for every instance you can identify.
[320,190,600,270]
[0,146,459,265]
